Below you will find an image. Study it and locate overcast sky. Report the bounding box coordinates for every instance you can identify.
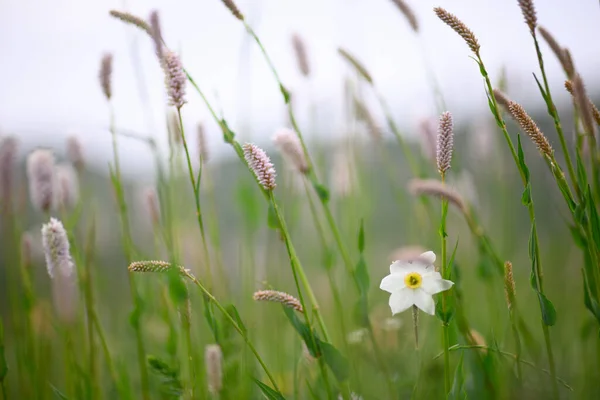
[1,0,599,177]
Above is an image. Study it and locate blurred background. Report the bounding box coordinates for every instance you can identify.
[1,0,600,177]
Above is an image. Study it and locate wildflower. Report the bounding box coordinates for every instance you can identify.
[243,143,277,190]
[26,149,56,213]
[162,49,187,109]
[380,251,453,315]
[436,111,454,174]
[41,218,74,279]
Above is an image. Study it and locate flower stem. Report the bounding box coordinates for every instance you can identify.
[440,173,451,395]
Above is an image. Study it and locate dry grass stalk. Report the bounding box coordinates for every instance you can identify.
[338,48,373,84]
[517,0,537,34]
[390,0,419,32]
[504,261,516,310]
[565,80,600,127]
[571,75,597,138]
[253,290,304,312]
[408,179,467,214]
[109,10,152,35]
[433,7,480,54]
[436,111,454,174]
[537,26,575,78]
[506,100,554,158]
[291,34,310,77]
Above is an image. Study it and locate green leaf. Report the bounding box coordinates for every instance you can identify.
[446,239,460,280]
[320,341,350,382]
[253,378,286,400]
[50,384,70,399]
[226,304,247,335]
[586,187,600,248]
[167,271,188,304]
[354,256,370,296]
[517,134,530,183]
[357,220,365,253]
[353,295,370,328]
[204,296,220,343]
[528,224,538,291]
[435,294,455,325]
[532,73,550,106]
[283,307,320,357]
[312,181,330,203]
[537,292,557,326]
[448,353,467,400]
[280,84,291,104]
[582,270,600,323]
[551,163,576,212]
[439,201,449,238]
[267,203,280,230]
[147,355,183,398]
[0,319,7,382]
[576,149,588,191]
[521,183,531,206]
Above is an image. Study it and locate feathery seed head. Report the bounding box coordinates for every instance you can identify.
[41,218,74,279]
[572,75,597,139]
[566,80,600,127]
[408,179,467,214]
[55,163,79,210]
[162,50,187,109]
[434,7,480,54]
[99,53,113,100]
[507,101,553,157]
[253,290,304,312]
[291,34,310,77]
[338,48,373,84]
[197,123,209,163]
[205,345,223,395]
[0,136,18,205]
[109,10,152,34]
[273,128,309,174]
[517,0,537,34]
[66,136,84,172]
[149,10,164,60]
[26,149,56,212]
[504,261,516,310]
[243,143,277,190]
[128,260,190,276]
[391,0,419,32]
[538,26,575,79]
[492,89,511,110]
[436,111,454,174]
[221,0,244,20]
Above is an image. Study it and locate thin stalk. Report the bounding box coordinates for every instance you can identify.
[176,108,213,289]
[477,52,559,399]
[440,173,451,394]
[91,310,122,396]
[82,219,98,398]
[108,102,150,400]
[531,33,580,199]
[182,271,281,393]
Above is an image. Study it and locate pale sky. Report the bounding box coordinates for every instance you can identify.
[1,0,599,177]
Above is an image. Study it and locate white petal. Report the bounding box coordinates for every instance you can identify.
[413,289,435,315]
[389,288,415,315]
[390,260,428,275]
[380,273,406,293]
[421,273,454,295]
[419,251,436,265]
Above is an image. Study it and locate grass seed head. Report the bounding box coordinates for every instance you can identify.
[436,111,454,175]
[149,10,164,60]
[55,163,79,210]
[408,179,467,214]
[197,122,209,163]
[0,136,18,205]
[273,128,309,174]
[507,100,553,158]
[128,260,190,276]
[291,34,311,77]
[338,48,373,84]
[517,0,537,34]
[109,10,152,35]
[572,75,597,139]
[538,26,575,78]
[253,290,304,312]
[27,149,56,213]
[391,0,419,32]
[41,218,74,279]
[434,7,480,54]
[99,53,113,101]
[66,136,84,172]
[162,50,187,109]
[221,0,244,21]
[504,261,516,310]
[205,344,223,394]
[243,143,277,191]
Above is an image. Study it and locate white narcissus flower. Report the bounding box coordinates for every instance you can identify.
[380,251,453,315]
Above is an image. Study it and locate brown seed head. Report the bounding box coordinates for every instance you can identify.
[109,10,152,35]
[537,26,575,79]
[504,261,516,310]
[572,75,597,138]
[99,53,113,100]
[338,48,373,84]
[391,0,419,32]
[408,179,467,214]
[436,111,454,174]
[566,80,600,127]
[149,10,164,60]
[492,89,511,111]
[434,7,480,54]
[507,101,553,157]
[243,143,277,190]
[221,0,244,21]
[517,0,537,34]
[253,290,303,312]
[291,34,310,77]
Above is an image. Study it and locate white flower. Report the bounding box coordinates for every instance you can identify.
[380,251,453,315]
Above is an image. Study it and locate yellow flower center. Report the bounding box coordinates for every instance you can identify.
[404,272,422,289]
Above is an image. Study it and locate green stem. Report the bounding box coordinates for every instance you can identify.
[91,310,123,396]
[182,271,281,394]
[440,173,451,395]
[108,102,150,400]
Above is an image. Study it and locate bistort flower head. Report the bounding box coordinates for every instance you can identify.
[243,143,277,190]
[380,251,453,315]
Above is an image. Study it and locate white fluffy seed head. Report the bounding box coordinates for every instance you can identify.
[162,50,187,109]
[41,218,74,279]
[26,149,56,212]
[55,163,79,210]
[205,344,223,394]
[273,128,308,174]
[66,136,84,172]
[436,111,454,175]
[243,143,277,190]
